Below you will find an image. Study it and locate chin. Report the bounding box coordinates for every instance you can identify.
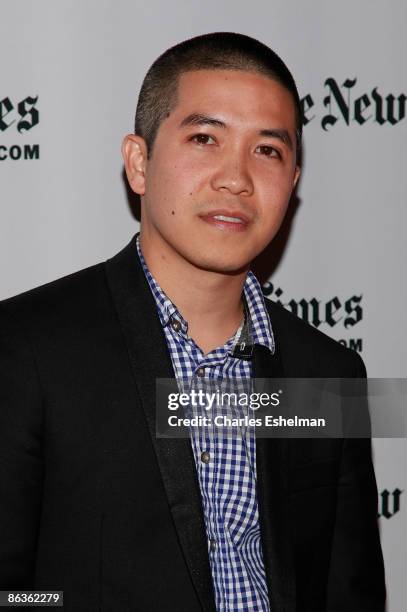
[189,253,251,275]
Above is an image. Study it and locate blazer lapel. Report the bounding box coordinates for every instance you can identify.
[254,344,295,612]
[105,235,216,612]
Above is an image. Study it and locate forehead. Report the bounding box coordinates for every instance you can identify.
[172,69,297,129]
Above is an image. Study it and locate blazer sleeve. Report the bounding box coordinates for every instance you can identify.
[326,352,386,611]
[0,304,44,588]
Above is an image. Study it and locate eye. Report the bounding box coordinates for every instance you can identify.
[189,133,216,146]
[256,145,281,159]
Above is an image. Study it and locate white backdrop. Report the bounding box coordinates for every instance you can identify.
[1,1,406,609]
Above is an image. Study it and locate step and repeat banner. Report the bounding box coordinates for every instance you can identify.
[1,1,406,609]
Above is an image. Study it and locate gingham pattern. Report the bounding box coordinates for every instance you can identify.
[137,235,274,611]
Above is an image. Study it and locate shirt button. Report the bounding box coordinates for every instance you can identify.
[171,318,181,332]
[209,539,217,552]
[196,367,205,377]
[201,451,210,464]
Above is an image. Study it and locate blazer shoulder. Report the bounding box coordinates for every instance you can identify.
[264,297,365,377]
[0,262,109,330]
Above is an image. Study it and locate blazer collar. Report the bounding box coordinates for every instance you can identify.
[105,235,293,612]
[254,345,295,612]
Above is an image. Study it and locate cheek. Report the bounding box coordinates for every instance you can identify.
[147,152,205,198]
[260,173,293,206]
[151,148,205,188]
[256,175,293,227]
[143,156,207,230]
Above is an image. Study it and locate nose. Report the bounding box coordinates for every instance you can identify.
[210,147,254,196]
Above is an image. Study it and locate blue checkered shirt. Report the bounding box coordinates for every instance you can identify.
[136,235,274,611]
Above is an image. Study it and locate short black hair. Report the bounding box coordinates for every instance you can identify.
[135,32,302,160]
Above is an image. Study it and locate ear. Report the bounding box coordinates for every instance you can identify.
[293,164,301,190]
[122,134,148,195]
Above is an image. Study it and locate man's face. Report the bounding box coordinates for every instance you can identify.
[127,69,300,274]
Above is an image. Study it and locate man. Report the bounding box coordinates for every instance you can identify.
[0,32,385,611]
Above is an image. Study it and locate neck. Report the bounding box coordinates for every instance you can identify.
[140,230,249,354]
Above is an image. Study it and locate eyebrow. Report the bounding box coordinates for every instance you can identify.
[259,128,293,151]
[180,113,226,129]
[179,113,293,150]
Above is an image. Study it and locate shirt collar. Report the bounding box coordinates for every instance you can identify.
[242,269,275,355]
[136,233,275,357]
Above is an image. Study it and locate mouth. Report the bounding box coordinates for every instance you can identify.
[199,210,250,232]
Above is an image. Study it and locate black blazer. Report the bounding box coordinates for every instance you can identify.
[0,235,385,611]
